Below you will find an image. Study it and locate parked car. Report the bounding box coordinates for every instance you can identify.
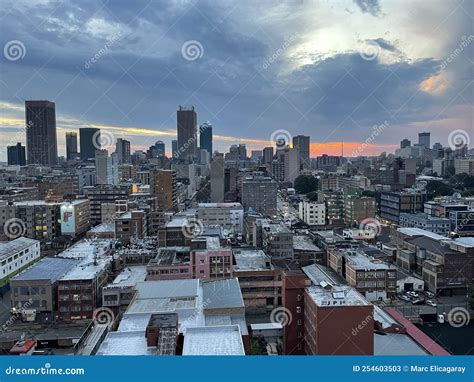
[424,291,435,298]
[406,291,419,298]
[412,299,425,305]
[426,300,437,307]
[397,293,411,302]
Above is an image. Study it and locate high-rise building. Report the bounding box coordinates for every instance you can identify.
[241,175,277,216]
[171,140,178,158]
[210,153,225,203]
[400,138,411,149]
[115,138,131,164]
[177,105,197,162]
[150,169,178,211]
[238,144,247,160]
[80,127,100,160]
[263,147,274,165]
[293,135,310,169]
[65,132,78,161]
[199,122,212,154]
[95,150,119,185]
[148,140,166,158]
[25,100,58,166]
[418,132,430,149]
[7,143,26,166]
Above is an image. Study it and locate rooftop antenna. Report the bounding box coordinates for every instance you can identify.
[341,141,344,157]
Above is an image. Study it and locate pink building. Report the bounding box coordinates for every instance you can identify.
[146,237,233,280]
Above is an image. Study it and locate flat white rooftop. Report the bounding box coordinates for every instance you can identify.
[183,325,245,355]
[306,285,371,307]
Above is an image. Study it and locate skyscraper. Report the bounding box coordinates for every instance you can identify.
[210,153,225,203]
[263,147,274,165]
[418,132,430,149]
[177,105,197,162]
[400,138,411,149]
[171,140,178,158]
[7,143,26,166]
[80,128,100,160]
[199,122,213,154]
[115,138,131,164]
[65,132,78,161]
[25,100,58,166]
[293,135,310,169]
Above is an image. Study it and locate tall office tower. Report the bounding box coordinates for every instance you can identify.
[238,144,247,160]
[80,127,100,160]
[7,143,26,166]
[210,153,225,203]
[171,140,178,158]
[263,147,274,165]
[177,105,197,162]
[199,122,213,154]
[400,138,411,149]
[251,150,262,162]
[284,147,300,184]
[65,132,78,161]
[293,135,310,169]
[25,100,58,166]
[418,132,431,149]
[116,138,131,164]
[152,140,166,157]
[150,169,177,211]
[241,175,278,215]
[95,150,119,185]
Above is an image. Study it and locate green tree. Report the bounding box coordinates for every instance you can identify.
[306,190,319,201]
[425,180,453,198]
[294,175,318,194]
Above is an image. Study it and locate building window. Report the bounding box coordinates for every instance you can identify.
[296,306,301,313]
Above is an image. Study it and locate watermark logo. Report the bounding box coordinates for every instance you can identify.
[262,33,298,70]
[4,218,26,239]
[448,307,470,328]
[270,307,293,326]
[181,218,204,239]
[92,307,115,325]
[92,130,115,151]
[270,129,292,150]
[359,217,382,239]
[351,120,389,157]
[440,35,474,70]
[84,32,122,69]
[4,40,26,61]
[448,129,470,151]
[359,40,381,61]
[181,40,204,61]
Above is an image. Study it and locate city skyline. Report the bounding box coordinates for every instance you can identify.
[1,0,472,160]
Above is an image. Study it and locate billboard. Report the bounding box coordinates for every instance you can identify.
[60,203,76,235]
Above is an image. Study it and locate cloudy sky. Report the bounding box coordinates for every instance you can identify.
[0,0,472,159]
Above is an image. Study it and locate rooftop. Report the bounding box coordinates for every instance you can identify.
[182,325,245,355]
[0,237,38,260]
[293,235,322,252]
[233,249,272,271]
[96,331,156,356]
[342,250,392,270]
[198,203,243,209]
[12,257,79,282]
[306,284,371,307]
[107,266,147,288]
[202,278,244,310]
[396,227,449,241]
[149,247,190,266]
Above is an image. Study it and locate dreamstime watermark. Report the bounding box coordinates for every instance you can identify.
[358,217,382,239]
[262,34,298,70]
[440,35,474,70]
[92,307,115,325]
[84,32,122,69]
[0,299,33,335]
[3,40,26,61]
[92,130,115,151]
[270,129,292,150]
[447,307,470,328]
[3,218,26,239]
[181,217,204,239]
[270,307,293,326]
[359,40,381,61]
[5,364,85,376]
[448,129,470,151]
[181,40,204,61]
[351,120,389,157]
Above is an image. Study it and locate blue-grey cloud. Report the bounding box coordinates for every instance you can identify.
[353,0,382,16]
